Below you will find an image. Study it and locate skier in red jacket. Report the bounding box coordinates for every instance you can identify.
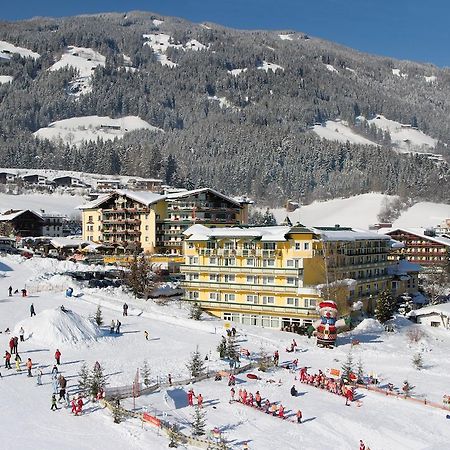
[55,349,61,365]
[76,396,84,415]
[187,389,194,406]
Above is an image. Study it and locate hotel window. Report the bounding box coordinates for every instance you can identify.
[286,277,297,286]
[209,273,219,282]
[262,276,274,285]
[188,291,199,300]
[246,295,258,303]
[246,258,255,266]
[263,259,275,267]
[295,243,301,250]
[224,293,235,302]
[246,275,257,284]
[189,256,199,265]
[145,236,149,242]
[224,274,235,283]
[209,256,217,265]
[262,296,275,304]
[305,299,317,308]
[304,242,310,250]
[224,258,236,266]
[286,297,298,306]
[209,292,219,301]
[263,242,276,250]
[286,259,294,267]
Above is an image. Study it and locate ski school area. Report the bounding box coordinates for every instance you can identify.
[0,254,449,450]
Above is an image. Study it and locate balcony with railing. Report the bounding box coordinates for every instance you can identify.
[182,280,301,293]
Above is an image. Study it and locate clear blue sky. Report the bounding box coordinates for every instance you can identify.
[2,1,449,67]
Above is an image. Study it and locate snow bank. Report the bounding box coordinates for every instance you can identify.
[15,307,101,346]
[353,318,384,333]
[50,46,106,78]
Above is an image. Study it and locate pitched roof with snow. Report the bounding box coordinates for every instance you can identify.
[0,209,43,221]
[387,259,422,276]
[77,190,165,210]
[166,188,242,207]
[410,302,450,317]
[382,227,450,247]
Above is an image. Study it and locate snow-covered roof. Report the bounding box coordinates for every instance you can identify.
[50,237,89,249]
[77,191,165,210]
[382,227,450,247]
[410,302,450,317]
[312,227,390,242]
[0,209,43,221]
[387,259,422,276]
[184,224,306,242]
[166,188,242,207]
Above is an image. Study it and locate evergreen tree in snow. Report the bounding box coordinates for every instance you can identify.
[189,302,203,320]
[375,290,396,324]
[142,360,151,387]
[217,336,227,359]
[412,352,424,370]
[186,346,205,378]
[88,363,107,397]
[111,400,123,424]
[94,305,103,326]
[226,336,240,361]
[341,351,354,382]
[262,208,277,226]
[191,405,206,436]
[77,363,90,395]
[356,358,364,384]
[257,345,270,372]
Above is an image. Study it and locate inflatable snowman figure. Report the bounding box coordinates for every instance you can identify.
[314,300,345,347]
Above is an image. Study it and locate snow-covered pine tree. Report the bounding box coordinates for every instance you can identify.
[78,362,90,395]
[356,358,364,383]
[142,360,151,387]
[111,400,123,424]
[226,336,240,361]
[94,305,103,326]
[217,337,227,359]
[191,405,206,436]
[341,351,354,382]
[412,352,424,370]
[189,302,203,320]
[187,346,205,378]
[89,364,107,397]
[375,290,396,324]
[257,345,270,372]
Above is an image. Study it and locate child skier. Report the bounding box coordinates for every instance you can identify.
[55,349,61,365]
[36,367,43,385]
[26,358,33,377]
[296,410,303,423]
[14,353,21,371]
[51,394,58,411]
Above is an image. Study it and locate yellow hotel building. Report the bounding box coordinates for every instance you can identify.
[181,224,393,329]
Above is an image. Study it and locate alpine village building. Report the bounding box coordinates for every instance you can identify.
[180,224,401,330]
[78,188,250,254]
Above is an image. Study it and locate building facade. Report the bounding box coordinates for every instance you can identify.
[79,190,166,253]
[159,189,249,254]
[181,225,393,329]
[0,210,44,237]
[383,228,450,268]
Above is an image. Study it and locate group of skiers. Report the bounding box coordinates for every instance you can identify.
[299,367,355,405]
[7,286,27,297]
[187,388,203,408]
[232,387,303,423]
[110,319,122,334]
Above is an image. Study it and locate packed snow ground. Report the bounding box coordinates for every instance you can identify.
[272,193,450,229]
[0,40,40,60]
[1,255,449,449]
[33,115,163,146]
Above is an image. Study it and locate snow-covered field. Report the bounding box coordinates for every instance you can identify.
[0,75,13,84]
[257,61,284,72]
[0,40,40,60]
[1,255,449,449]
[271,193,450,229]
[33,115,163,146]
[0,192,85,217]
[312,120,377,146]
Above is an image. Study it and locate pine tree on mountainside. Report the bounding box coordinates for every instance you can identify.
[191,406,206,436]
[78,363,90,395]
[142,360,151,387]
[94,305,103,326]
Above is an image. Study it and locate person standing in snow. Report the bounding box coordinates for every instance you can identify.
[30,303,36,317]
[4,351,12,369]
[197,393,203,408]
[187,389,194,406]
[19,327,24,342]
[9,337,14,355]
[58,375,67,401]
[76,396,84,415]
[36,367,43,385]
[8,286,12,296]
[296,410,303,423]
[359,440,366,450]
[110,320,115,334]
[14,353,21,372]
[71,397,77,414]
[278,404,285,419]
[168,373,172,386]
[13,336,18,354]
[51,364,58,376]
[55,349,61,365]
[123,303,128,317]
[51,394,58,411]
[144,330,149,340]
[230,387,235,402]
[115,320,121,334]
[26,358,32,377]
[273,350,279,366]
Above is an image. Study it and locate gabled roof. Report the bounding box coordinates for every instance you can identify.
[0,209,44,222]
[387,259,422,276]
[77,190,165,210]
[166,188,242,207]
[410,302,450,317]
[382,227,450,247]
